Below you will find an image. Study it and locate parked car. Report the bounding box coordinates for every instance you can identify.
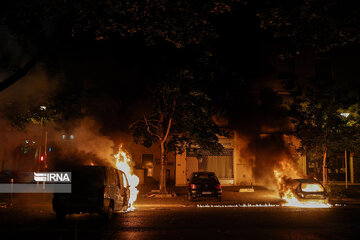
[187,172,222,202]
[53,165,130,220]
[287,178,329,203]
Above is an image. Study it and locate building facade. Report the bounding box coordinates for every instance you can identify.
[175,134,254,186]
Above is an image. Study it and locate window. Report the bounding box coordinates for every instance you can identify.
[142,154,153,167]
[113,169,119,186]
[142,154,153,177]
[122,172,128,188]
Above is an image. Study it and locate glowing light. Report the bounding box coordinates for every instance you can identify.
[301,183,324,192]
[114,146,139,210]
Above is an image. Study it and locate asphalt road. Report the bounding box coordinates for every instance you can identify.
[1,204,360,240]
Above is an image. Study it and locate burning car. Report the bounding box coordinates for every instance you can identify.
[286,178,329,204]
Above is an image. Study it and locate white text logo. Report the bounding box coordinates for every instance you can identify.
[34,172,71,182]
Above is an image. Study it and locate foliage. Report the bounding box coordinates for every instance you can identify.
[256,0,360,56]
[291,89,360,158]
[131,81,226,156]
[1,90,83,130]
[2,103,58,130]
[2,0,243,48]
[0,0,243,91]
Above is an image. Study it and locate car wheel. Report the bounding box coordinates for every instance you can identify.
[103,202,114,221]
[122,197,129,212]
[56,211,66,221]
[188,192,195,202]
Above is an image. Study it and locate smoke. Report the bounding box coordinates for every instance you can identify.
[0,114,118,171]
[254,133,300,188]
[232,127,303,190]
[0,64,118,171]
[228,83,298,189]
[52,117,115,168]
[0,118,26,171]
[0,64,58,114]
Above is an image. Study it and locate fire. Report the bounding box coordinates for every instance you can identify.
[114,146,139,210]
[274,162,332,208]
[280,188,331,208]
[301,183,323,192]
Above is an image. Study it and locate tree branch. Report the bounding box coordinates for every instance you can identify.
[0,5,97,92]
[162,116,173,145]
[146,119,160,129]
[0,56,39,92]
[144,116,162,140]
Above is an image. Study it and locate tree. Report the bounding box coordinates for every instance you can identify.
[130,81,226,194]
[0,0,242,92]
[291,88,360,185]
[256,0,360,56]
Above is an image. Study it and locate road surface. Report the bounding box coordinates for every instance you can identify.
[1,202,360,240]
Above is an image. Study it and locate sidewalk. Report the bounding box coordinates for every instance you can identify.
[328,185,360,204]
[135,183,360,208]
[134,184,283,208]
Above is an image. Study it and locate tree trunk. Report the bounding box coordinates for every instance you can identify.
[322,149,327,186]
[159,141,167,194]
[158,115,173,195]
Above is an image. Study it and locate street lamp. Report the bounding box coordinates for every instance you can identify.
[38,106,48,171]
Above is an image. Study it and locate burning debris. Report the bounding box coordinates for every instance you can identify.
[114,146,139,210]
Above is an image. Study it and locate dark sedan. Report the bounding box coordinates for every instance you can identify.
[187,172,222,202]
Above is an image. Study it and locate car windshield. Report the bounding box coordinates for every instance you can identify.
[301,183,324,192]
[191,173,218,183]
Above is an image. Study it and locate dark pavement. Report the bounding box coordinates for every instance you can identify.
[1,204,360,240]
[1,191,360,240]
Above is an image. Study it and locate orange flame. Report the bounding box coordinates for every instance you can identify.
[301,183,324,192]
[114,146,139,210]
[274,161,331,208]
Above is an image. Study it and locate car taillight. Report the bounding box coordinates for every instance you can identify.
[190,184,197,189]
[104,186,107,197]
[216,184,222,190]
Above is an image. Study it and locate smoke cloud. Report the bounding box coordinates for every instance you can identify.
[52,117,116,168]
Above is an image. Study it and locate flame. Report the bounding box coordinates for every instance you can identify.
[114,146,139,210]
[301,183,324,192]
[274,162,332,208]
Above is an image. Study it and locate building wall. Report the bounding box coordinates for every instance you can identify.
[175,133,256,186]
[234,132,254,186]
[121,134,176,184]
